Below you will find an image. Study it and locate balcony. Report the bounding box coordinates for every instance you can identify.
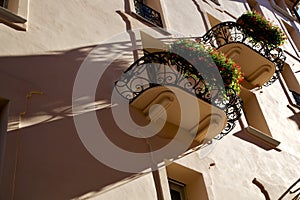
[115,41,243,147]
[197,21,286,89]
[195,18,287,150]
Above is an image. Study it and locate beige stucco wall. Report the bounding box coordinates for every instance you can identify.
[0,0,300,200]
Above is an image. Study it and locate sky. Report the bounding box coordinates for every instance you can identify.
[294,1,300,18]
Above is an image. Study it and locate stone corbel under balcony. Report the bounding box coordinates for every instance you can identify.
[198,22,286,89]
[130,85,227,147]
[218,43,276,90]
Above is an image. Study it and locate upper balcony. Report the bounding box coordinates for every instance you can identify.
[197,20,286,89]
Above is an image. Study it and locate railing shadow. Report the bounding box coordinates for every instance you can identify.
[278,178,300,200]
[0,39,148,200]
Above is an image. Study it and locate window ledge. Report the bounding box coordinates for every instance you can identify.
[0,16,27,31]
[246,126,281,149]
[203,0,220,6]
[0,7,26,23]
[0,1,28,31]
[270,0,296,21]
[210,0,220,6]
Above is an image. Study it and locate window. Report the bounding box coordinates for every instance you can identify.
[291,91,300,106]
[169,179,187,200]
[0,0,8,8]
[270,0,296,19]
[236,87,281,151]
[282,20,300,51]
[166,163,209,200]
[0,0,28,31]
[133,0,164,28]
[281,63,300,108]
[0,97,9,187]
[209,0,220,6]
[275,0,288,9]
[284,0,299,17]
[293,0,300,21]
[247,0,263,13]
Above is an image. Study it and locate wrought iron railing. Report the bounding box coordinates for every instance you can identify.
[278,178,300,200]
[197,21,286,86]
[134,0,163,28]
[115,52,243,138]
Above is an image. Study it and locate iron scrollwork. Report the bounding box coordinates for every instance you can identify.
[197,21,286,86]
[215,87,243,140]
[115,52,243,139]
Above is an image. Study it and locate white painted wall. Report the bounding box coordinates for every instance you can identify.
[0,0,300,200]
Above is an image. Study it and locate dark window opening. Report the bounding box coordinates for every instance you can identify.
[0,0,8,8]
[291,91,300,107]
[247,0,263,13]
[209,0,220,5]
[170,189,182,200]
[134,0,163,28]
[169,179,187,200]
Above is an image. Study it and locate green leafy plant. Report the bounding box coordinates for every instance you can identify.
[170,39,244,97]
[237,11,287,47]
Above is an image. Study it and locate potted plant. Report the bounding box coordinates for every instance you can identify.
[237,11,287,47]
[169,39,244,99]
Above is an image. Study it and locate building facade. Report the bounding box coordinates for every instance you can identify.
[0,0,300,199]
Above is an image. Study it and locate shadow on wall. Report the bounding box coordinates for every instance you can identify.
[0,41,144,200]
[288,112,300,130]
[0,41,135,131]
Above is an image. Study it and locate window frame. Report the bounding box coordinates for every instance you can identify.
[132,0,164,28]
[165,163,210,200]
[0,97,9,188]
[0,0,28,31]
[0,0,9,8]
[270,0,297,20]
[247,0,263,13]
[168,179,188,200]
[282,20,300,53]
[293,0,300,22]
[209,0,220,6]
